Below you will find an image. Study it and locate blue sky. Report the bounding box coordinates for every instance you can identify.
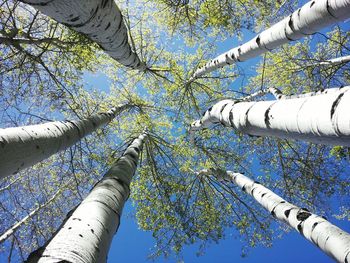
[102,13,350,263]
[109,202,350,263]
[1,1,349,261]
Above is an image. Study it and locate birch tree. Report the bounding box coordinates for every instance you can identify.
[199,169,350,263]
[0,105,132,179]
[190,86,350,146]
[26,131,147,262]
[1,0,349,261]
[19,0,147,70]
[0,119,121,261]
[190,0,350,80]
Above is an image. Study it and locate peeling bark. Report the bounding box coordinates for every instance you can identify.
[190,0,350,80]
[210,170,350,263]
[19,0,146,70]
[190,86,350,146]
[0,105,131,180]
[26,132,147,263]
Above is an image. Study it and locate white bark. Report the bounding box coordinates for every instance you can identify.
[0,176,22,193]
[292,55,350,71]
[241,87,282,101]
[0,105,130,180]
[211,170,350,263]
[190,86,350,146]
[0,179,71,243]
[20,0,146,70]
[309,55,350,66]
[190,0,350,80]
[26,132,147,263]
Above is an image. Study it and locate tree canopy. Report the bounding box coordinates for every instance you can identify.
[0,0,350,262]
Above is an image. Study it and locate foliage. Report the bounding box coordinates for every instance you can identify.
[0,0,349,261]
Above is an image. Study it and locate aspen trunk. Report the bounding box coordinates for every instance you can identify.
[217,170,350,263]
[26,132,147,263]
[190,86,350,146]
[20,0,146,70]
[307,55,350,66]
[241,87,282,101]
[0,105,130,180]
[190,0,350,80]
[0,179,71,243]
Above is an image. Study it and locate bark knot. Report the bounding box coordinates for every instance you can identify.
[296,211,311,221]
[284,208,291,218]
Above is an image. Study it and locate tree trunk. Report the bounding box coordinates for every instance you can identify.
[0,105,131,180]
[20,0,146,70]
[26,132,147,263]
[208,170,350,263]
[190,0,350,80]
[308,55,350,66]
[0,178,71,243]
[190,86,350,146]
[240,87,282,101]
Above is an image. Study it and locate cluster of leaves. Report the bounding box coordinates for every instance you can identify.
[150,0,297,39]
[132,131,274,259]
[0,0,350,261]
[247,27,350,95]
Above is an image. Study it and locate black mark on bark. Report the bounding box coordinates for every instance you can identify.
[256,36,261,47]
[288,15,295,32]
[220,103,228,114]
[70,16,80,22]
[297,223,303,234]
[264,107,272,128]
[297,211,311,221]
[330,92,344,119]
[229,111,234,127]
[284,209,291,218]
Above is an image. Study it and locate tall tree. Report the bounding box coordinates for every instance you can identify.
[26,131,147,262]
[0,105,132,179]
[19,0,147,70]
[1,0,350,261]
[0,118,122,261]
[0,0,102,125]
[199,169,350,263]
[190,0,350,80]
[190,86,350,146]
